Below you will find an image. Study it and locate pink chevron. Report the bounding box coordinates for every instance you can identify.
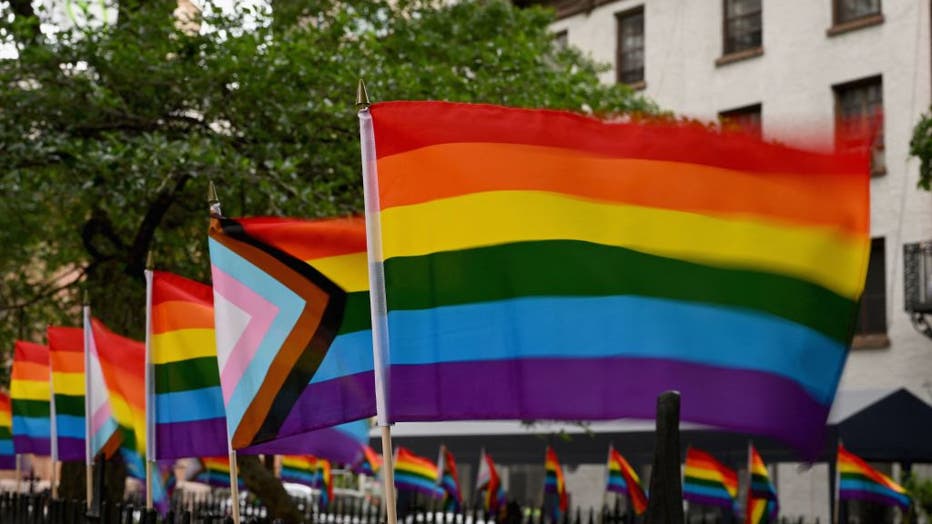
[211,265,279,403]
[91,403,113,435]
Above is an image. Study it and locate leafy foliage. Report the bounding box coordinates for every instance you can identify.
[911,110,932,190]
[0,0,656,351]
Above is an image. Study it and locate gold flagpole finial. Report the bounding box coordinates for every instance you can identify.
[356,79,370,111]
[82,289,89,306]
[145,251,154,271]
[208,180,222,217]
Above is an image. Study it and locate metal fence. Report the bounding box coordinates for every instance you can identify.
[0,491,825,524]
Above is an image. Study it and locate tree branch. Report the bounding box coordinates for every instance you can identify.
[124,173,191,278]
[0,264,90,312]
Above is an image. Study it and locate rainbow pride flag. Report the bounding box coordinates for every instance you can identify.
[544,446,568,520]
[354,444,382,476]
[281,455,320,486]
[838,444,910,509]
[683,447,738,510]
[606,446,647,515]
[437,445,462,511]
[150,271,227,459]
[476,450,506,515]
[0,391,15,469]
[47,327,87,461]
[394,446,442,498]
[83,308,121,459]
[91,315,164,510]
[207,216,373,450]
[197,456,243,489]
[317,457,333,509]
[11,341,51,456]
[363,101,870,455]
[745,445,778,524]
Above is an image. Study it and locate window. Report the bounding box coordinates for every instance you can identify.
[552,30,568,51]
[834,0,882,25]
[855,238,886,336]
[616,7,644,86]
[719,103,762,138]
[834,76,884,175]
[723,0,761,55]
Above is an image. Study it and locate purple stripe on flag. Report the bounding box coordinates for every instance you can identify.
[387,357,829,458]
[245,426,365,465]
[273,357,827,458]
[0,456,14,470]
[840,490,910,509]
[57,437,85,462]
[155,417,228,460]
[275,372,376,439]
[13,436,50,456]
[684,493,735,510]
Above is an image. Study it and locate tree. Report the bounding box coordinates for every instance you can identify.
[910,111,932,190]
[1,0,657,519]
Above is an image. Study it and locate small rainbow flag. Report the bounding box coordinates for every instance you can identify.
[0,391,15,469]
[437,445,462,511]
[281,455,320,487]
[354,445,382,476]
[47,327,88,461]
[606,446,647,515]
[317,458,333,509]
[11,341,51,456]
[197,456,243,489]
[544,446,569,521]
[838,444,910,510]
[207,216,374,450]
[149,271,227,459]
[394,446,442,498]
[476,450,506,515]
[683,447,738,510]
[364,101,870,456]
[745,445,778,524]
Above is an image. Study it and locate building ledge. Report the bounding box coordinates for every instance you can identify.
[715,47,763,67]
[624,80,647,91]
[851,333,891,350]
[827,13,884,37]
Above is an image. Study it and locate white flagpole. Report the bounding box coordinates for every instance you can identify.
[208,181,242,524]
[49,365,58,500]
[144,255,155,510]
[82,297,93,510]
[357,79,398,524]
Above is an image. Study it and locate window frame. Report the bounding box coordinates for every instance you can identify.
[833,75,885,176]
[721,0,763,57]
[615,5,645,88]
[833,0,882,26]
[853,237,889,348]
[718,103,763,138]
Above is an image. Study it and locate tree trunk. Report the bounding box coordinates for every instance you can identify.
[237,454,302,523]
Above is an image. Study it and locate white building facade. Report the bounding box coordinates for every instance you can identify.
[544,0,932,520]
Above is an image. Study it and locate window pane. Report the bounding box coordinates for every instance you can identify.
[616,9,644,84]
[724,0,761,54]
[838,0,881,23]
[855,238,886,335]
[719,104,762,138]
[835,77,884,174]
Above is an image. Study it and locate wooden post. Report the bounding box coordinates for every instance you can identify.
[644,391,684,524]
[380,426,399,524]
[229,450,242,524]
